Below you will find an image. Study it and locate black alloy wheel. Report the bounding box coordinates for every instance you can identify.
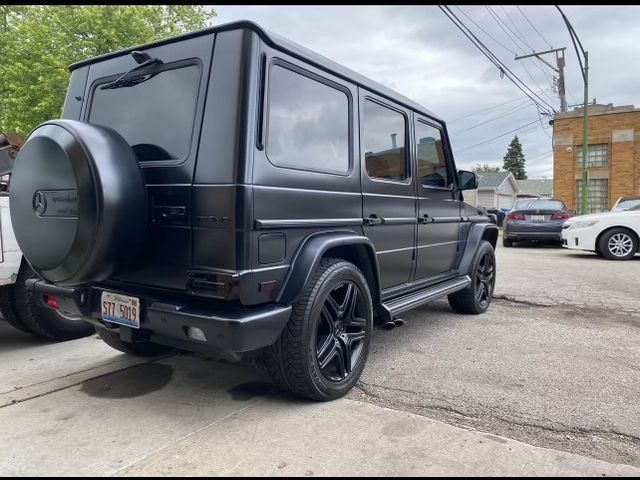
[315,281,367,383]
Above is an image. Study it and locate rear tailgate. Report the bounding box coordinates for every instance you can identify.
[63,34,215,291]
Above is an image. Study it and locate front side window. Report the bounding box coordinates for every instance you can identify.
[363,99,407,182]
[415,121,449,188]
[266,64,350,174]
[89,64,200,162]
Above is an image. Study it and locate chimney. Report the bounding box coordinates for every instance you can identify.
[391,133,397,149]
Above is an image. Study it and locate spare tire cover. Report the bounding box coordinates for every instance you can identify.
[10,119,147,286]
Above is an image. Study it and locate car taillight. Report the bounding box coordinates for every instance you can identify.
[506,212,525,220]
[551,212,573,220]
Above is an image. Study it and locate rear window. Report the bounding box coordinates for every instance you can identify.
[89,64,200,162]
[513,199,565,210]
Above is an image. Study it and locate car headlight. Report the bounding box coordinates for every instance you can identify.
[567,220,599,230]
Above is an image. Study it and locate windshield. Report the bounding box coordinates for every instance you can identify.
[512,199,565,211]
[89,64,200,162]
[612,198,640,211]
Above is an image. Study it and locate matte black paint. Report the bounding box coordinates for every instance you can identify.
[14,21,496,355]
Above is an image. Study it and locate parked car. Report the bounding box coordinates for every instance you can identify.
[0,133,95,340]
[8,20,497,401]
[562,197,640,260]
[503,197,573,247]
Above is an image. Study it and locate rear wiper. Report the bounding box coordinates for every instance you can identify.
[100,51,163,90]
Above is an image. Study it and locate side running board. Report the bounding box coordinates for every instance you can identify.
[377,276,471,323]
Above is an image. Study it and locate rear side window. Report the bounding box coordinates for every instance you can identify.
[415,121,449,188]
[266,64,350,174]
[89,64,200,162]
[363,100,407,182]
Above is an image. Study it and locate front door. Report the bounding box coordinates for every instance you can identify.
[360,92,416,289]
[414,118,461,280]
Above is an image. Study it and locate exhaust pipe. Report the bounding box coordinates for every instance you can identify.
[393,318,405,327]
[381,321,396,330]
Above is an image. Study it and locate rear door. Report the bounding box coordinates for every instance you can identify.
[72,35,215,290]
[360,91,416,289]
[414,117,461,280]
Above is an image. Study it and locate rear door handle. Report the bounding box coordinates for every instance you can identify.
[364,214,384,226]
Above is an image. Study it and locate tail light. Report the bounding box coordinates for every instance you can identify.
[551,212,573,220]
[506,212,525,220]
[44,295,59,309]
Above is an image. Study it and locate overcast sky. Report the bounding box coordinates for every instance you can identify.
[210,5,640,179]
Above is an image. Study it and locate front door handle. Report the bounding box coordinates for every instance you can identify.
[364,214,384,226]
[418,214,431,224]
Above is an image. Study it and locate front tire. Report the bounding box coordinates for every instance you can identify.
[449,241,496,314]
[265,258,373,401]
[598,228,638,260]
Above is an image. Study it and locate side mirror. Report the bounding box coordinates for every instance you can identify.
[458,170,477,191]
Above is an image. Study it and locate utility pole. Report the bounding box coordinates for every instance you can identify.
[555,5,590,215]
[514,47,567,112]
[580,51,589,215]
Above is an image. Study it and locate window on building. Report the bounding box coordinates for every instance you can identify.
[363,100,408,182]
[415,121,450,188]
[576,144,608,167]
[576,179,608,213]
[266,64,350,174]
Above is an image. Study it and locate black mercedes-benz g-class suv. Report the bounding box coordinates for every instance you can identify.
[10,20,497,401]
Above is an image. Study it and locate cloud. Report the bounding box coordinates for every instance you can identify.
[210,5,640,178]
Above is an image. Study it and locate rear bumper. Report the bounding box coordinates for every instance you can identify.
[26,279,291,353]
[504,222,563,241]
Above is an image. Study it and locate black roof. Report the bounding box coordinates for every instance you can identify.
[69,20,442,122]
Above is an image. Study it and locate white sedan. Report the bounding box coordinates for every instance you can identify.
[561,196,640,260]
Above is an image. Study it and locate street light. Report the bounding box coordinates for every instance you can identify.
[556,5,589,215]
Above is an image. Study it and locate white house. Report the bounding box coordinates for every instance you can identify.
[463,171,519,210]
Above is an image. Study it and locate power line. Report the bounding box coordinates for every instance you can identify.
[448,88,552,122]
[485,5,557,103]
[439,6,556,114]
[455,6,516,55]
[517,6,553,49]
[454,118,541,153]
[450,99,536,137]
[500,5,535,51]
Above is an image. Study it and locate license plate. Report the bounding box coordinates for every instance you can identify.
[531,215,544,221]
[101,292,140,328]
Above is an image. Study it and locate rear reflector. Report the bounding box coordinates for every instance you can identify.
[186,326,207,342]
[44,295,59,309]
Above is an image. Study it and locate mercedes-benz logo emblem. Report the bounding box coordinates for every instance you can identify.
[33,191,47,216]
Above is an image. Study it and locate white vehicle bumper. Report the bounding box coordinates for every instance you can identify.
[561,226,598,252]
[0,195,21,285]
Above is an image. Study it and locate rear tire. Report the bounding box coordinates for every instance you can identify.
[449,241,496,314]
[502,237,513,248]
[265,258,373,401]
[13,262,96,341]
[96,327,175,357]
[598,228,638,260]
[0,284,31,333]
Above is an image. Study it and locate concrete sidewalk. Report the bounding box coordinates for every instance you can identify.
[0,339,637,477]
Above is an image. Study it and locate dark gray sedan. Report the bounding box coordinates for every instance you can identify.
[503,198,573,247]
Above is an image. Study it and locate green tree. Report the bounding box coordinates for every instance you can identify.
[473,163,501,174]
[502,135,527,180]
[0,5,215,135]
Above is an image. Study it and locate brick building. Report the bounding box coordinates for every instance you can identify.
[552,103,640,213]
